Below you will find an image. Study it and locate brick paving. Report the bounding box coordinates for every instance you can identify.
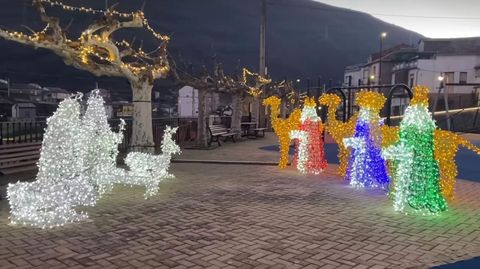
[0,134,480,269]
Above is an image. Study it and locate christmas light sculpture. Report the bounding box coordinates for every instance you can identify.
[7,93,181,228]
[82,90,126,196]
[343,91,390,188]
[433,130,480,200]
[382,86,447,213]
[318,94,357,177]
[122,126,181,198]
[290,97,327,174]
[263,96,301,168]
[8,95,98,228]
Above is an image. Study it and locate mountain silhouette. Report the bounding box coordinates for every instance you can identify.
[0,0,422,100]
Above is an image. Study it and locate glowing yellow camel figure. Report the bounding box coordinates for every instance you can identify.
[434,128,480,200]
[263,96,301,168]
[318,94,357,176]
[380,126,400,149]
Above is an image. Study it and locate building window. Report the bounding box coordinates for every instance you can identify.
[373,66,377,76]
[409,74,414,88]
[459,72,467,84]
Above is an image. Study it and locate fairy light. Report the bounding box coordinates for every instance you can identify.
[290,130,308,173]
[434,130,480,200]
[7,92,181,228]
[382,86,447,214]
[243,68,272,98]
[343,91,390,189]
[2,0,171,78]
[8,94,97,228]
[263,96,301,168]
[318,94,357,177]
[123,126,181,198]
[290,97,327,174]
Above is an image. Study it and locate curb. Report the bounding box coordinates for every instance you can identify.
[172,159,289,166]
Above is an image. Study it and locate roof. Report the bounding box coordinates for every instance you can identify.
[345,63,365,71]
[370,44,413,61]
[44,87,70,94]
[10,83,43,91]
[419,37,480,55]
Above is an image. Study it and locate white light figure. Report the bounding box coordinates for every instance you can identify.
[382,144,413,212]
[290,130,309,174]
[7,92,181,228]
[123,126,181,198]
[82,90,125,196]
[8,94,97,228]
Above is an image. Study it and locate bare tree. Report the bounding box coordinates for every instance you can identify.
[0,0,170,152]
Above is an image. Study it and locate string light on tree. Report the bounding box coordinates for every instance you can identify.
[0,0,171,152]
[242,68,271,98]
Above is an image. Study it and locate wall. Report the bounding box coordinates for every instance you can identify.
[178,86,198,118]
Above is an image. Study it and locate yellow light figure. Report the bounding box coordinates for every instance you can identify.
[381,125,400,149]
[263,96,301,168]
[318,94,357,176]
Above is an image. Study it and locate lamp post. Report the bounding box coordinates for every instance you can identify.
[379,32,387,85]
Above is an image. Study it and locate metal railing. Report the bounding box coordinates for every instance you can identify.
[0,117,236,150]
[0,121,47,144]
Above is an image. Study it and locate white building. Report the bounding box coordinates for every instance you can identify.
[178,86,198,118]
[392,38,480,110]
[344,37,480,113]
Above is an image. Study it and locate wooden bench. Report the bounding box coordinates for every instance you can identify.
[208,125,236,146]
[0,142,41,175]
[252,127,267,137]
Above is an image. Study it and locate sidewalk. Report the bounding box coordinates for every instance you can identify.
[0,132,479,268]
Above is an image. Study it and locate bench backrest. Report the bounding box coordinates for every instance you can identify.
[208,125,229,135]
[0,142,41,174]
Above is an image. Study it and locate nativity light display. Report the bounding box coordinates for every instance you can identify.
[290,97,327,174]
[343,91,390,188]
[263,96,301,168]
[318,94,357,177]
[382,86,447,213]
[7,92,180,228]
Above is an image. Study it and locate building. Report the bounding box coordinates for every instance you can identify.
[178,86,199,118]
[392,37,480,110]
[344,44,414,87]
[344,37,480,114]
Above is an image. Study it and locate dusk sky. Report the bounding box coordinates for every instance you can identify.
[316,0,480,38]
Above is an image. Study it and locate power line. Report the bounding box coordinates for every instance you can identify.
[266,1,480,20]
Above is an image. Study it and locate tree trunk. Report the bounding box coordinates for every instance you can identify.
[231,94,243,138]
[130,80,154,153]
[196,88,208,148]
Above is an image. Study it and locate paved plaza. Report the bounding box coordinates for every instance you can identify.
[1,134,480,268]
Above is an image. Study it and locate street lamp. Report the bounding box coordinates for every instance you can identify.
[379,32,387,85]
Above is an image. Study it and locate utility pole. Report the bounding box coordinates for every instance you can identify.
[260,0,266,77]
[379,32,387,85]
[7,78,10,97]
[257,0,267,127]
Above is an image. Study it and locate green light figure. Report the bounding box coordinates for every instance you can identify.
[382,86,447,214]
